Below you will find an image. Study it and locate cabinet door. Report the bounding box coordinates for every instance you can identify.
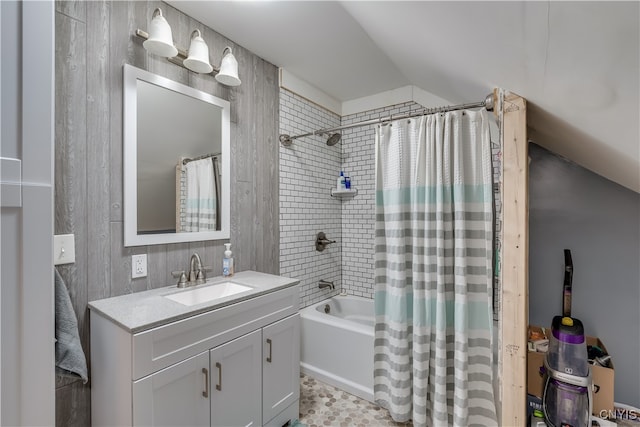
[133,351,210,426]
[262,314,300,423]
[210,329,262,427]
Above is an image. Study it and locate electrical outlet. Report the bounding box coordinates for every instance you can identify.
[132,254,147,278]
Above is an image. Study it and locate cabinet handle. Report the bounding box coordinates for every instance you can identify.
[266,338,272,363]
[215,362,222,391]
[202,368,209,398]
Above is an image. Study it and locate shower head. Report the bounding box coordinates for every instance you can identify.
[325,133,341,146]
[279,134,293,147]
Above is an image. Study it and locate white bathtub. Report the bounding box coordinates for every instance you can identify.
[300,295,374,402]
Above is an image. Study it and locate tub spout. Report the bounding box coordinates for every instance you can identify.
[319,279,335,290]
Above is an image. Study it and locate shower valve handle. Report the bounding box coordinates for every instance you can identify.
[318,239,336,244]
[315,232,336,251]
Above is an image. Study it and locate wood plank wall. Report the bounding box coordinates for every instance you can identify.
[54,1,280,425]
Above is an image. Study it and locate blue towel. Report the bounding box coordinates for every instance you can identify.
[55,268,88,383]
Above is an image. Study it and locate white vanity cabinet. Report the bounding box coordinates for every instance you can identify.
[90,281,300,427]
[263,315,300,423]
[209,329,262,427]
[133,351,210,427]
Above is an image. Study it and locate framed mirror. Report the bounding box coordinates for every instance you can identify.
[123,64,230,246]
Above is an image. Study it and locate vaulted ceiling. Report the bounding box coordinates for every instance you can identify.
[168,1,640,193]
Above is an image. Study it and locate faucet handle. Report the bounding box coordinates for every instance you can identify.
[171,270,188,288]
[197,266,213,282]
[195,266,213,284]
[315,232,336,252]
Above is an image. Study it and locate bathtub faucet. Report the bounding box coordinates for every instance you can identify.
[319,279,335,290]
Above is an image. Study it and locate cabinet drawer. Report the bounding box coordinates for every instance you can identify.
[132,286,298,380]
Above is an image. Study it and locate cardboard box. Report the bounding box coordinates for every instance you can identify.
[527,325,615,416]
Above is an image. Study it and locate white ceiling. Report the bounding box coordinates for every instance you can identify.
[168,1,640,193]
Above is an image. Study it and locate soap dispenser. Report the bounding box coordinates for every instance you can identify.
[222,243,234,277]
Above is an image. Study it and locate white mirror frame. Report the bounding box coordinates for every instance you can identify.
[123,64,230,246]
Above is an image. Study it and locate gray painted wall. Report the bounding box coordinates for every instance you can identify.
[55,1,279,425]
[528,143,640,407]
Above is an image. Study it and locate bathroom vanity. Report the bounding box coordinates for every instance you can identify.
[89,271,300,427]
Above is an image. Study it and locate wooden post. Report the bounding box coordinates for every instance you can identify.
[496,88,529,426]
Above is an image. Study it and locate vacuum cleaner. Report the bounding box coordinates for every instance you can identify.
[542,250,594,427]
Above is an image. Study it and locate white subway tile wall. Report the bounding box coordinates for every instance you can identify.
[340,102,418,298]
[280,89,502,314]
[279,89,342,308]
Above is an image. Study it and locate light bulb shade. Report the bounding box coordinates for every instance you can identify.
[183,30,213,74]
[215,47,241,86]
[143,9,178,58]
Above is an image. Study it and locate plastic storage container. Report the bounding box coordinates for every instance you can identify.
[337,171,346,190]
[546,316,589,377]
[222,243,234,277]
[543,378,590,427]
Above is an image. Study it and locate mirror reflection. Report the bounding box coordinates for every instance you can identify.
[123,64,230,247]
[136,80,222,234]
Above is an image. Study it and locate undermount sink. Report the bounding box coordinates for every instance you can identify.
[164,281,252,306]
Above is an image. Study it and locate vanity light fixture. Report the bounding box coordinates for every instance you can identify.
[136,8,241,86]
[183,30,213,74]
[142,8,178,58]
[215,47,241,87]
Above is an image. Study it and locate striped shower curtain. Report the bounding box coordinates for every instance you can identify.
[373,109,497,427]
[183,158,217,231]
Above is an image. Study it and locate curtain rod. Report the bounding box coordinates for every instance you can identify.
[279,93,494,147]
[182,153,219,165]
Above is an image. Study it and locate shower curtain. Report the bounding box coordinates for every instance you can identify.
[373,109,497,427]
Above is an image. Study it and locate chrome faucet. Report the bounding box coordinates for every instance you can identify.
[319,279,335,290]
[171,252,210,288]
[189,253,204,284]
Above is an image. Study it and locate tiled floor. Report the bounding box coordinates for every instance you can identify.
[299,374,412,427]
[299,374,640,427]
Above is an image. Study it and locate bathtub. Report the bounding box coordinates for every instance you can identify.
[300,295,374,402]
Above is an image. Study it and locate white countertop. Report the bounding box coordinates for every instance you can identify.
[88,270,299,333]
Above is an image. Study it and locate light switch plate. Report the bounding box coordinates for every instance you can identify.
[54,234,75,265]
[132,254,147,278]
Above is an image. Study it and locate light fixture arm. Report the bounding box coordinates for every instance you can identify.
[135,28,221,75]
